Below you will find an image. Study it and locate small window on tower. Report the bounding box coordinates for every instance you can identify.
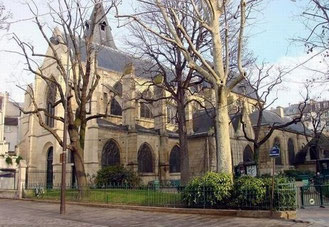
[85,22,89,30]
[100,21,106,31]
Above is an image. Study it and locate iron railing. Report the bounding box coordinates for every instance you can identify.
[23,182,297,211]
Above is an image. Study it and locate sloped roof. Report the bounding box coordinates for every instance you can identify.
[249,110,312,135]
[192,108,311,136]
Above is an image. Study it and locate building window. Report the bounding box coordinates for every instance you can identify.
[288,139,295,165]
[46,83,56,128]
[85,21,89,30]
[46,147,53,189]
[113,82,122,97]
[243,145,254,162]
[138,143,153,173]
[167,105,177,124]
[310,145,317,160]
[169,145,180,173]
[273,137,282,165]
[140,103,153,119]
[100,21,106,31]
[102,139,120,167]
[110,99,122,116]
[324,150,329,159]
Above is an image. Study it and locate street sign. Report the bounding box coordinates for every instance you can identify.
[269,146,280,158]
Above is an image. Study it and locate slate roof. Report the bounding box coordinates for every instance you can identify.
[191,108,311,136]
[228,75,257,100]
[249,110,312,135]
[192,109,215,134]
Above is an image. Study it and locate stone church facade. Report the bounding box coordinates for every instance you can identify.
[18,2,309,187]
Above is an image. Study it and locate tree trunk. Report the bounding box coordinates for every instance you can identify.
[176,96,189,185]
[68,123,88,197]
[254,145,260,176]
[214,86,232,174]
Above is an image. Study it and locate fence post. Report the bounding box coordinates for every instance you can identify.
[17,160,27,199]
[319,185,325,208]
[300,187,304,209]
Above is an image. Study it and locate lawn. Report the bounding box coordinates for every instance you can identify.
[24,188,183,207]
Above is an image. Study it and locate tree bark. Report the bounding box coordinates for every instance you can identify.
[214,86,232,174]
[176,91,189,185]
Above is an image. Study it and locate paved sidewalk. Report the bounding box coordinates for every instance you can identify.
[0,199,314,227]
[297,208,329,227]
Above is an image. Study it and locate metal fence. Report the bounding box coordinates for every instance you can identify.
[26,170,76,189]
[0,170,17,190]
[23,183,297,211]
[300,185,329,208]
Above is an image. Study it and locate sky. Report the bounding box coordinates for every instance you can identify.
[0,0,328,107]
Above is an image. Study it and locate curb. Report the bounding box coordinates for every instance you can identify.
[21,198,296,220]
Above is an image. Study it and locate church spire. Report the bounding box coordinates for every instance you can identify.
[85,1,117,49]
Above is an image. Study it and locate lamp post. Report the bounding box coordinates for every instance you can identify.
[50,36,69,215]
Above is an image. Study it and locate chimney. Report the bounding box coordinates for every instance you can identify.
[275,106,284,118]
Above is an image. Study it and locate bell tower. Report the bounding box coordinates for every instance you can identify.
[85,1,117,49]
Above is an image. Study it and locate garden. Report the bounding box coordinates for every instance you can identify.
[24,166,297,211]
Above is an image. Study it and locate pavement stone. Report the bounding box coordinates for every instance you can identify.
[0,199,316,227]
[296,208,329,227]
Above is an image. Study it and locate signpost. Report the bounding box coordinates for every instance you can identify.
[269,145,280,212]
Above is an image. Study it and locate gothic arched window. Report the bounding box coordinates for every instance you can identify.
[169,145,180,173]
[113,82,122,97]
[243,145,254,163]
[167,105,177,124]
[46,83,56,128]
[102,139,120,167]
[273,137,282,165]
[138,143,153,173]
[100,21,107,31]
[140,103,153,119]
[288,139,295,165]
[110,99,122,116]
[46,147,53,189]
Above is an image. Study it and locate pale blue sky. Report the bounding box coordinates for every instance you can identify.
[0,0,327,106]
[246,0,306,62]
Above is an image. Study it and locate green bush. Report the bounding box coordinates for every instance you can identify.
[261,176,296,210]
[182,172,233,208]
[95,165,141,187]
[283,169,314,180]
[233,176,266,207]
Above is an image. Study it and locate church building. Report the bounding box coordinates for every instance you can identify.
[18,2,309,188]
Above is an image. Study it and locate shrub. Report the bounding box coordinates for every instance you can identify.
[261,175,296,210]
[5,156,12,165]
[283,169,314,180]
[15,156,23,165]
[182,172,233,208]
[95,165,141,187]
[233,176,266,207]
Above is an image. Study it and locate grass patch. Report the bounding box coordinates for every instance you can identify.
[24,188,183,207]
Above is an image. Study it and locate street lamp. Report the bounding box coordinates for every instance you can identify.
[50,35,69,215]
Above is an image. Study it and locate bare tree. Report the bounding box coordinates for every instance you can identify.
[126,3,208,184]
[118,0,259,175]
[301,99,329,160]
[293,0,329,82]
[15,0,118,193]
[298,0,329,54]
[240,63,308,172]
[0,2,11,30]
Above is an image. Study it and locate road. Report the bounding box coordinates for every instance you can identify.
[0,199,317,227]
